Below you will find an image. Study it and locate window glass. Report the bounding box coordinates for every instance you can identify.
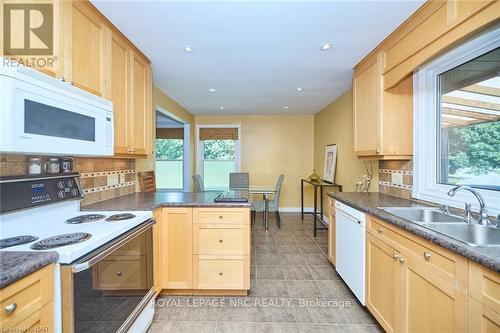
[203,140,236,189]
[156,139,183,189]
[438,47,500,191]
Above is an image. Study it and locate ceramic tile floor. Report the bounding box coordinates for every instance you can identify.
[149,213,382,333]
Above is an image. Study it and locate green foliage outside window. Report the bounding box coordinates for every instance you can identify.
[156,139,183,160]
[203,140,235,160]
[447,121,500,176]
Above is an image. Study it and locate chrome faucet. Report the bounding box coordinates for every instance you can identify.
[447,185,489,225]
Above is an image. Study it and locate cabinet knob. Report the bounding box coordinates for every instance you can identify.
[399,257,406,263]
[60,77,65,82]
[219,215,223,219]
[117,271,122,276]
[423,252,431,260]
[377,228,383,234]
[219,238,223,243]
[68,81,74,86]
[219,271,223,276]
[393,253,400,260]
[4,303,17,314]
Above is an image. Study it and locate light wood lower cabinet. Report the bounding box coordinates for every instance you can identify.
[0,264,54,332]
[468,262,500,332]
[366,234,399,333]
[155,207,250,294]
[366,215,468,333]
[159,208,193,290]
[469,296,500,333]
[327,198,336,265]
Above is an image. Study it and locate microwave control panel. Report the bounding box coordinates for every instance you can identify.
[0,174,82,213]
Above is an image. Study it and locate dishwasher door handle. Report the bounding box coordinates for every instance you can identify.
[337,209,365,226]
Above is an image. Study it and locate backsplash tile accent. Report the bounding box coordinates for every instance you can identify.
[378,160,413,200]
[0,155,136,206]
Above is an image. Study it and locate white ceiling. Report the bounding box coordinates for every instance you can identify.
[92,1,424,115]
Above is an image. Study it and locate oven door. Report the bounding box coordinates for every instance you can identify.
[61,220,155,333]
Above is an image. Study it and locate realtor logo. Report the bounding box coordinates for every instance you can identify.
[3,4,53,56]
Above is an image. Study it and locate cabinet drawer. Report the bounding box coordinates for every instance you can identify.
[469,262,500,313]
[194,256,249,290]
[368,216,467,287]
[194,225,249,255]
[194,208,249,225]
[94,258,147,290]
[0,264,54,327]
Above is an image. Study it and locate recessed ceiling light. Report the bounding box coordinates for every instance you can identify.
[208,88,216,92]
[183,45,194,53]
[220,106,225,110]
[320,42,332,51]
[283,106,289,109]
[296,88,303,92]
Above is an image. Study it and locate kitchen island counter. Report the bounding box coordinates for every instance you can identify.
[82,191,252,211]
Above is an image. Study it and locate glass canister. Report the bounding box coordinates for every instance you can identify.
[44,158,60,174]
[28,157,42,175]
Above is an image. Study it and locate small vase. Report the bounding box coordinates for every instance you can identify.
[308,169,320,182]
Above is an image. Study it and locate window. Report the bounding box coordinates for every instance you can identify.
[156,137,183,189]
[414,28,500,215]
[197,126,240,190]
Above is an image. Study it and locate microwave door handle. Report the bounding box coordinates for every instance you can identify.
[71,218,155,273]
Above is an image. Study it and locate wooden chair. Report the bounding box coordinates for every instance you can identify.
[138,171,156,192]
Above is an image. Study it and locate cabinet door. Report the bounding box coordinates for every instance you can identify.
[366,234,400,333]
[327,199,335,265]
[65,1,109,96]
[129,51,152,155]
[468,296,500,333]
[353,60,380,155]
[110,32,131,155]
[159,208,193,289]
[399,255,467,333]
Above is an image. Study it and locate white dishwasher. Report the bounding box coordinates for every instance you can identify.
[335,201,366,305]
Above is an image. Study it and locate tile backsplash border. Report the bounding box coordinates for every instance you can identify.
[378,160,413,200]
[0,154,136,206]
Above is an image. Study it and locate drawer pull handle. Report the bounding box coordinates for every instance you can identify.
[117,271,122,276]
[423,252,431,260]
[219,238,223,243]
[393,254,400,260]
[377,228,383,234]
[219,271,223,276]
[399,257,406,263]
[5,303,17,314]
[219,215,223,219]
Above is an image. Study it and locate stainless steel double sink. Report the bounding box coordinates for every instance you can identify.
[381,207,500,247]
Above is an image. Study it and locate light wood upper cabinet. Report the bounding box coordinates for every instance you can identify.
[353,60,380,155]
[110,31,130,155]
[353,55,413,160]
[129,51,152,155]
[63,1,110,96]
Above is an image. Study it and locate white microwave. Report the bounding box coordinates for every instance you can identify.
[0,59,113,156]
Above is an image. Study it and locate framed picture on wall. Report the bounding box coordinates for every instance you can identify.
[323,144,337,184]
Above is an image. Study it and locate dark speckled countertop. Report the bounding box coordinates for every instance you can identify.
[328,192,500,273]
[83,191,252,211]
[0,251,58,288]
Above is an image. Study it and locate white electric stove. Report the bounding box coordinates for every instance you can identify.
[0,173,155,333]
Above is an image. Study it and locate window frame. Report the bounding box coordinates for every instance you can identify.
[196,124,241,190]
[413,27,500,216]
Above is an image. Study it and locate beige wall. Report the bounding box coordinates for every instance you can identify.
[314,90,378,197]
[195,115,315,208]
[136,86,196,190]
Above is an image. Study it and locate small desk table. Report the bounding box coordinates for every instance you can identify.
[300,179,342,236]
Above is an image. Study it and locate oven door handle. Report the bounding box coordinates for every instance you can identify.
[71,218,155,273]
